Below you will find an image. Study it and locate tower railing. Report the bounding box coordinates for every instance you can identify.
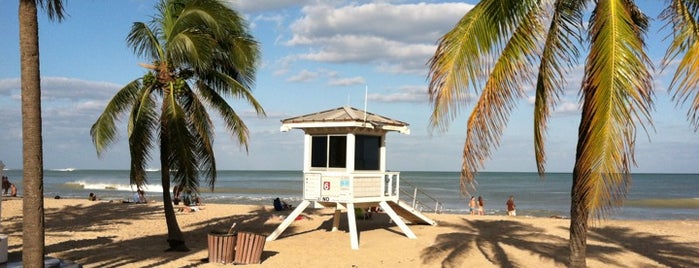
[302,171,442,214]
[398,180,443,214]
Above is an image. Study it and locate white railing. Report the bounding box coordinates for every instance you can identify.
[399,180,443,214]
[302,171,442,213]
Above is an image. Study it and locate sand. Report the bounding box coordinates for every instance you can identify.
[0,198,697,267]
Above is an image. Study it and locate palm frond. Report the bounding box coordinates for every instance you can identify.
[534,0,586,175]
[201,70,265,115]
[91,79,142,156]
[162,82,200,192]
[661,0,699,129]
[575,0,653,220]
[127,85,159,188]
[428,0,545,195]
[427,3,493,131]
[179,83,217,189]
[217,33,260,89]
[127,22,163,60]
[196,80,252,151]
[175,0,228,37]
[37,0,66,21]
[168,30,216,71]
[197,82,249,148]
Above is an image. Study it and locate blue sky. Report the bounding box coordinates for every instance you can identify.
[0,1,697,173]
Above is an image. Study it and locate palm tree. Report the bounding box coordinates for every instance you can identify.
[91,0,263,251]
[18,0,64,266]
[428,1,699,267]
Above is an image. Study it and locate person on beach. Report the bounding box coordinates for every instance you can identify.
[177,205,203,213]
[177,188,205,213]
[9,183,17,197]
[133,189,147,203]
[2,176,11,195]
[273,197,292,211]
[181,189,193,205]
[477,196,485,215]
[506,195,516,216]
[172,185,182,205]
[132,191,140,203]
[88,192,98,201]
[469,196,477,215]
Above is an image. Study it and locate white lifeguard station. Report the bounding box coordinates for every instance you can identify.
[266,106,436,249]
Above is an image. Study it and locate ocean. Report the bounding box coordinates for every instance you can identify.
[1,169,697,220]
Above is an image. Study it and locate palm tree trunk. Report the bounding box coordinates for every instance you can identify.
[569,168,588,267]
[160,127,189,252]
[18,0,46,266]
[570,95,593,267]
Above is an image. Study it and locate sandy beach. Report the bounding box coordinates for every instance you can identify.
[0,198,697,267]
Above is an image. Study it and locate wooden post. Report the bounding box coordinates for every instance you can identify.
[332,208,341,232]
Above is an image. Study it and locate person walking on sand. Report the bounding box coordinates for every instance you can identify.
[477,196,485,215]
[469,196,477,215]
[506,195,516,216]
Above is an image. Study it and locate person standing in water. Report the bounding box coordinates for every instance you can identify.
[506,195,516,216]
[469,196,477,215]
[477,196,485,215]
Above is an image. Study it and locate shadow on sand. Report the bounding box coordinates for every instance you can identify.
[5,204,697,267]
[3,201,329,267]
[419,218,699,267]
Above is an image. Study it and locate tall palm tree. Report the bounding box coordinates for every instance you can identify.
[428,1,699,266]
[18,0,64,266]
[91,0,263,251]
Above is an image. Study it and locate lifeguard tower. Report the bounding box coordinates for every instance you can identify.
[266,106,436,249]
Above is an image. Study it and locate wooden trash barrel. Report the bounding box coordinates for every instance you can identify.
[234,232,267,264]
[207,232,236,264]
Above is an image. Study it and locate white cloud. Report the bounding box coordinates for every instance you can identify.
[328,76,365,86]
[368,85,427,103]
[0,76,121,101]
[42,77,122,100]
[369,92,425,103]
[228,0,314,13]
[286,69,319,82]
[288,2,472,44]
[285,2,474,74]
[0,78,20,96]
[525,95,580,115]
[555,101,580,114]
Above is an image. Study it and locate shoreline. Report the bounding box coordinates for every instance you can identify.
[1,198,698,267]
[10,195,698,222]
[1,170,696,221]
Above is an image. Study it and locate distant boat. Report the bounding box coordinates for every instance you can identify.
[53,168,76,172]
[145,168,160,172]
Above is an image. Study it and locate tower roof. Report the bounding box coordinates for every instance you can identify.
[280,106,410,134]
